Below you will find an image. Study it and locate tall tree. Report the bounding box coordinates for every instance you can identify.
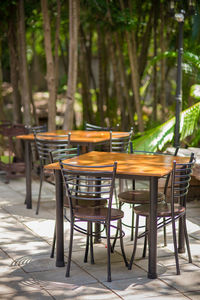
[8,4,22,124]
[41,0,57,131]
[63,0,80,130]
[17,0,31,125]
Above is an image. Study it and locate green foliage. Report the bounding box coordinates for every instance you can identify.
[133,102,200,151]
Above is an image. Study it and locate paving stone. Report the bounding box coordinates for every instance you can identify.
[104,277,183,299]
[0,268,41,296]
[31,262,97,288]
[159,263,200,292]
[46,282,120,299]
[0,290,53,300]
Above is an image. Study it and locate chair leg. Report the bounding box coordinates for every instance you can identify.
[128,214,139,270]
[183,215,192,263]
[130,204,135,241]
[36,168,43,215]
[171,216,180,275]
[50,221,56,258]
[84,223,89,263]
[111,202,122,252]
[66,218,74,277]
[119,219,128,267]
[106,223,111,282]
[89,222,94,264]
[142,217,148,258]
[163,217,167,246]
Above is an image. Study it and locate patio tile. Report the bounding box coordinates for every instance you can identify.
[46,282,120,299]
[183,291,200,299]
[159,263,200,292]
[104,277,182,299]
[0,268,41,296]
[31,262,97,288]
[0,290,53,300]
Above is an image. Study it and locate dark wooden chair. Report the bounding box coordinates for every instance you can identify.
[59,161,128,282]
[128,153,195,274]
[34,133,70,214]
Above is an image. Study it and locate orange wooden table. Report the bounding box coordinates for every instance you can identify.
[17,130,129,209]
[45,151,189,279]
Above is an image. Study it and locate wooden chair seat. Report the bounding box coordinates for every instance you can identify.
[74,207,124,221]
[134,203,185,217]
[118,189,164,204]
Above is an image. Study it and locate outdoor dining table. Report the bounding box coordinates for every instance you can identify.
[44,150,189,279]
[17,130,129,209]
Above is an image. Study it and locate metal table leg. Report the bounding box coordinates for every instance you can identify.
[55,170,65,267]
[25,140,32,209]
[148,177,158,279]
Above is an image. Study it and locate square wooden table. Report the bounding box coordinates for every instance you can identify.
[17,130,129,209]
[45,151,189,279]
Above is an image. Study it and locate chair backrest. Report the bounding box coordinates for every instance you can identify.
[59,161,117,216]
[129,141,180,193]
[85,122,109,131]
[110,129,133,153]
[35,133,70,166]
[29,125,47,135]
[171,152,195,207]
[50,146,79,163]
[85,122,120,132]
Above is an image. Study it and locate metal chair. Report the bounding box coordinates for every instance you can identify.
[109,129,133,153]
[128,153,195,274]
[118,143,179,243]
[59,161,128,282]
[34,133,70,214]
[85,122,120,131]
[49,146,107,258]
[28,125,47,174]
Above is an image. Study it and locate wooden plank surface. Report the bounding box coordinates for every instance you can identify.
[45,151,189,178]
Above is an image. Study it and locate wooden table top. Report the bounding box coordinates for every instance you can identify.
[17,130,129,143]
[44,151,190,178]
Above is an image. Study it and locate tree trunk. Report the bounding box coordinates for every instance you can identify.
[79,30,93,124]
[0,39,5,121]
[115,32,133,127]
[120,0,144,132]
[97,26,106,126]
[160,3,166,120]
[41,0,57,131]
[17,0,31,126]
[107,32,125,130]
[63,0,79,130]
[152,0,159,122]
[54,0,61,94]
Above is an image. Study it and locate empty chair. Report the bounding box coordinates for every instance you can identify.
[49,146,107,258]
[118,144,179,242]
[34,133,70,214]
[109,129,133,153]
[28,125,48,173]
[128,153,195,274]
[59,161,127,282]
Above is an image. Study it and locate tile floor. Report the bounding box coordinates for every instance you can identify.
[0,174,199,299]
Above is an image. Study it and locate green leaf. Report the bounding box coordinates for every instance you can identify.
[133,102,200,152]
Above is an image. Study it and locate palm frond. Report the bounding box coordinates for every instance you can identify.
[133,102,200,152]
